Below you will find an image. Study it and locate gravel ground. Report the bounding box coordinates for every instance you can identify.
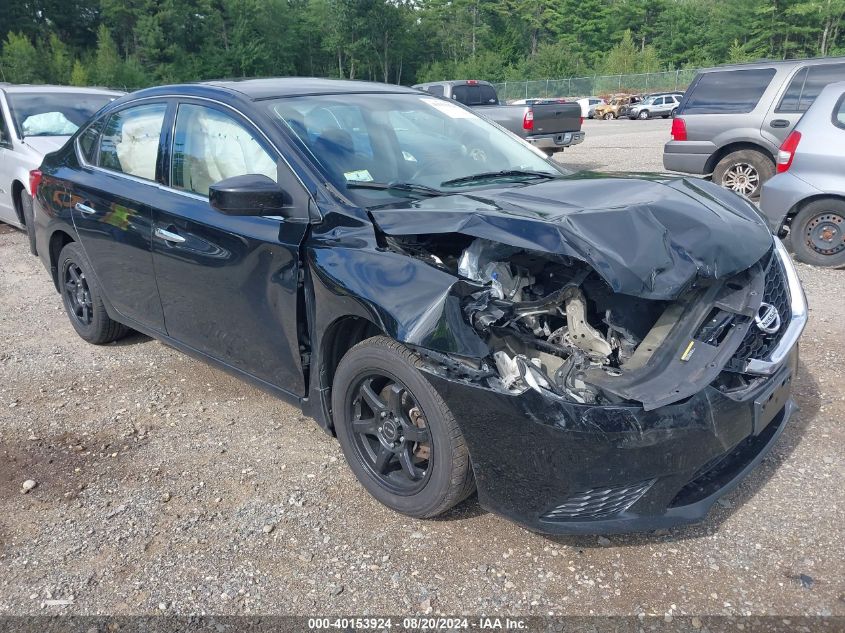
[560,117,672,173]
[0,125,843,618]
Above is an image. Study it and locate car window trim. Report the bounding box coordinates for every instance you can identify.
[86,100,169,184]
[832,92,845,130]
[166,99,279,198]
[775,66,808,114]
[75,93,320,221]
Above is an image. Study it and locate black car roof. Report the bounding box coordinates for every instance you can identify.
[124,77,419,103]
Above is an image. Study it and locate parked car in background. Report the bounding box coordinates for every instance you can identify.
[594,94,640,120]
[32,78,804,535]
[576,96,605,118]
[0,85,121,252]
[627,93,683,120]
[761,81,845,268]
[414,80,584,155]
[664,57,845,198]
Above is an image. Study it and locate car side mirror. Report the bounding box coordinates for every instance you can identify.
[209,174,294,217]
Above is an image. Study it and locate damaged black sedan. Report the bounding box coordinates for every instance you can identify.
[32,79,807,534]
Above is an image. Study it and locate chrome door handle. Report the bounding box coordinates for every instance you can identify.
[75,202,96,215]
[154,227,186,244]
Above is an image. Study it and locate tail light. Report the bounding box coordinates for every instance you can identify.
[466,79,478,85]
[777,131,802,173]
[670,117,687,141]
[579,116,584,126]
[523,110,534,131]
[29,170,42,198]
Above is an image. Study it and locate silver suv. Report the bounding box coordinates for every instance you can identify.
[760,81,845,268]
[664,57,845,198]
[627,93,683,120]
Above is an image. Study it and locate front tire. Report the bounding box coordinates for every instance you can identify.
[638,110,649,120]
[787,199,845,268]
[332,336,475,518]
[58,242,129,344]
[20,193,36,255]
[713,149,774,199]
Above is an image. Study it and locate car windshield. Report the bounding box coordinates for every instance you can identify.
[264,92,567,205]
[7,92,116,138]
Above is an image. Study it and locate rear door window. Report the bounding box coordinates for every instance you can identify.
[98,103,166,181]
[683,68,776,114]
[778,63,845,113]
[77,120,103,164]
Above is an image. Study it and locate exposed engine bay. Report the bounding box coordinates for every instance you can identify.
[384,233,772,409]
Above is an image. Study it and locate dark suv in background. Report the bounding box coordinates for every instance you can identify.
[664,57,845,198]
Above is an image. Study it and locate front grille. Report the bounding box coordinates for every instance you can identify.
[729,254,791,369]
[541,479,655,521]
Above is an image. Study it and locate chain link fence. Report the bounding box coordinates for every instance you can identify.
[493,69,699,102]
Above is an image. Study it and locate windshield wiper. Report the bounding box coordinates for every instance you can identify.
[345,181,446,197]
[440,170,560,187]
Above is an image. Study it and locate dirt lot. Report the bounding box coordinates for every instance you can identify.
[0,126,843,617]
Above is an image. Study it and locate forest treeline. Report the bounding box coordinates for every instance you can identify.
[1,0,844,90]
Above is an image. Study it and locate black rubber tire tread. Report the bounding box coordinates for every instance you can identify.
[20,193,36,255]
[58,242,129,344]
[712,149,774,199]
[787,198,845,268]
[332,335,475,518]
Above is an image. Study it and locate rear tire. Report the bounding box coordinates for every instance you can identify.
[20,193,36,255]
[787,199,845,268]
[712,149,774,199]
[58,242,129,344]
[603,112,615,120]
[332,336,475,518]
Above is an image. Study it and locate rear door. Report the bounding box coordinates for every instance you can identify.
[151,99,309,395]
[765,62,845,145]
[70,101,168,331]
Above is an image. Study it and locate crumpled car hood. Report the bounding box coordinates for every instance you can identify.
[369,175,774,300]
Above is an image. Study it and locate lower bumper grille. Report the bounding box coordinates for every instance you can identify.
[541,479,655,521]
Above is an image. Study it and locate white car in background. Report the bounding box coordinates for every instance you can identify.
[0,85,121,253]
[577,96,606,118]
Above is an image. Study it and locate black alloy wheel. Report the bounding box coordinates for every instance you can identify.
[349,374,432,495]
[331,336,475,518]
[63,261,94,327]
[57,242,128,344]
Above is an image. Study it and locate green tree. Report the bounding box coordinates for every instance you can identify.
[70,58,89,86]
[48,33,73,83]
[0,31,40,83]
[92,24,122,87]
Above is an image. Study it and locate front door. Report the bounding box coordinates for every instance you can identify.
[151,100,309,395]
[0,98,18,225]
[70,101,168,331]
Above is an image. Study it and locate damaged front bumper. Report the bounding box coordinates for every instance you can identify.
[423,347,798,534]
[416,240,807,534]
